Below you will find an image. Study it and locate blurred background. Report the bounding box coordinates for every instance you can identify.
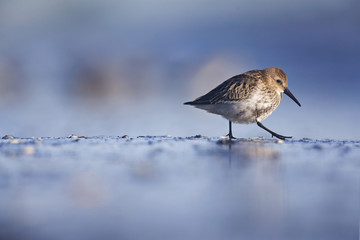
[0,0,359,139]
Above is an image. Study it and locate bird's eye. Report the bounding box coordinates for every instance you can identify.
[276,79,283,85]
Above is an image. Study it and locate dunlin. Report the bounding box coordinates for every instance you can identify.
[184,67,301,140]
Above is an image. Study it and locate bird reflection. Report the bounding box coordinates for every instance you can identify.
[217,138,281,169]
[216,138,286,238]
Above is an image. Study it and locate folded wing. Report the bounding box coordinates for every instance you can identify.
[184,74,258,105]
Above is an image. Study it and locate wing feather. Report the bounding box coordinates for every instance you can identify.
[185,73,260,105]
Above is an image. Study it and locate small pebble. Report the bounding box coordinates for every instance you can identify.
[68,134,78,139]
[2,135,14,140]
[68,134,85,139]
[187,135,203,139]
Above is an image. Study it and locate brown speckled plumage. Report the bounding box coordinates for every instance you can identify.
[184,67,301,140]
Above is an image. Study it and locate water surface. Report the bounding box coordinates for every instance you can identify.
[0,136,359,240]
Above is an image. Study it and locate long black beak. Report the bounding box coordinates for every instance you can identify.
[284,88,301,107]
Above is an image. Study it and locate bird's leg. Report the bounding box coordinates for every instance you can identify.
[226,121,236,139]
[256,121,292,140]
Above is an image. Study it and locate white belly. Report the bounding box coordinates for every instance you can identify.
[194,93,281,124]
[195,102,256,124]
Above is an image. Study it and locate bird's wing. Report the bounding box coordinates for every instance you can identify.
[186,74,258,105]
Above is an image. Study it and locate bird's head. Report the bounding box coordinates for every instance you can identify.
[264,67,301,107]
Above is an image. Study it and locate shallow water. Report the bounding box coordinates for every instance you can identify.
[0,136,359,240]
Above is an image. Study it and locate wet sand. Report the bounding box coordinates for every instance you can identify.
[0,136,359,240]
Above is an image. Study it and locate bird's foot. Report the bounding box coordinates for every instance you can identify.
[271,133,292,141]
[225,133,236,140]
[256,121,292,141]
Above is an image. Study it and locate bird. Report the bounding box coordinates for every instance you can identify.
[184,67,301,140]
